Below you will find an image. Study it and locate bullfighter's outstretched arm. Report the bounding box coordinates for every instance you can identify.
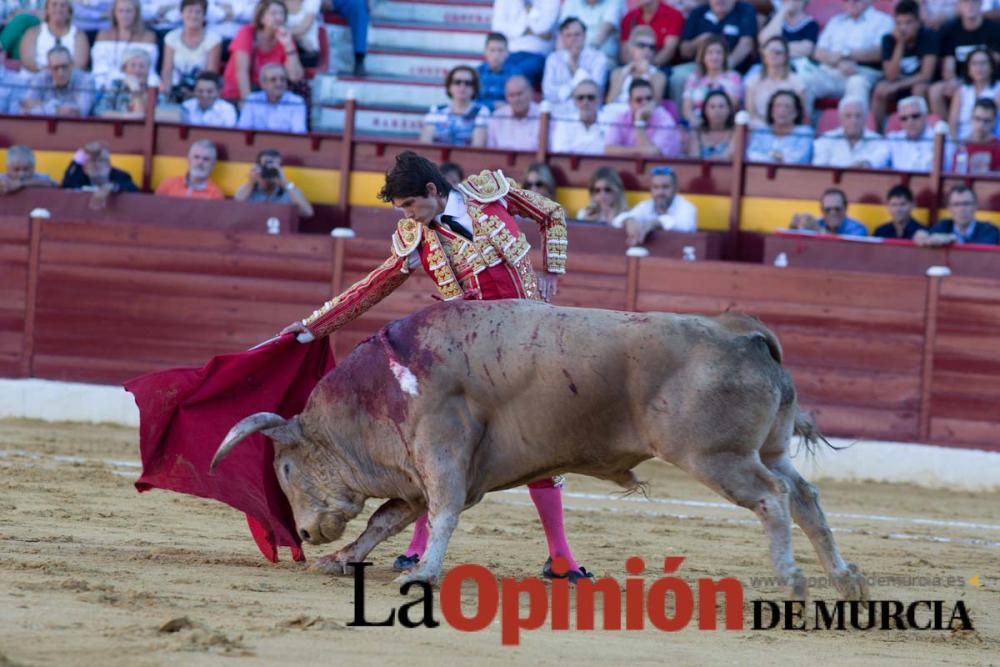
[301,254,411,338]
[502,184,568,274]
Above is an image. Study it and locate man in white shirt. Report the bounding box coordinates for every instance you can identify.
[611,165,697,245]
[491,0,560,87]
[237,63,308,134]
[549,79,608,154]
[797,0,893,102]
[887,95,936,171]
[813,96,891,168]
[542,17,608,104]
[559,0,624,61]
[181,72,238,128]
[487,75,541,150]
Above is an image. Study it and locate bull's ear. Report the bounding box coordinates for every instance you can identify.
[262,416,304,448]
[210,412,287,471]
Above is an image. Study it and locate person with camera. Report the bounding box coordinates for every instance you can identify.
[234,148,313,218]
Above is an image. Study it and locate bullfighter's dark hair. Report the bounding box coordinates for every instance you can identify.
[378,151,451,203]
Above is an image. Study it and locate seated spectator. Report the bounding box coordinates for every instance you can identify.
[789,188,868,236]
[487,75,540,151]
[606,79,681,157]
[606,26,667,105]
[681,35,743,127]
[420,66,489,147]
[18,0,89,73]
[155,139,225,200]
[744,36,807,125]
[476,32,517,111]
[94,48,155,119]
[284,0,322,68]
[914,184,1000,245]
[956,98,1000,173]
[72,0,113,37]
[60,141,139,210]
[797,0,893,105]
[887,95,935,171]
[439,161,465,187]
[19,45,96,117]
[161,0,222,103]
[237,63,307,133]
[949,47,1000,139]
[0,144,57,195]
[870,0,938,129]
[756,0,818,60]
[181,71,238,127]
[320,0,369,76]
[618,0,681,69]
[222,0,303,102]
[874,184,926,239]
[812,96,891,169]
[542,17,608,105]
[577,166,627,223]
[611,165,696,245]
[746,91,814,164]
[671,0,756,101]
[523,162,557,200]
[928,0,1000,121]
[559,0,624,62]
[91,0,158,89]
[550,79,608,154]
[490,0,560,88]
[234,149,314,218]
[686,89,735,160]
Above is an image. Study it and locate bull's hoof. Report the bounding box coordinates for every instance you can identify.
[310,554,354,576]
[542,558,595,584]
[786,567,808,601]
[392,553,420,572]
[394,568,437,586]
[833,563,869,601]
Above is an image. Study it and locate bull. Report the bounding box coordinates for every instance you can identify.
[211,300,867,600]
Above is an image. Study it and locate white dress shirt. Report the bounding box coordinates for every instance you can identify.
[182,97,239,127]
[887,126,935,172]
[611,195,698,233]
[812,128,891,168]
[549,110,609,154]
[487,102,541,150]
[542,47,609,103]
[491,0,560,54]
[816,7,893,56]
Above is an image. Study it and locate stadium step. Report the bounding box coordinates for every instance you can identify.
[313,74,448,109]
[312,105,424,138]
[372,0,493,28]
[360,48,480,82]
[368,22,489,55]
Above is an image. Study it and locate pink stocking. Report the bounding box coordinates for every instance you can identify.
[527,479,581,572]
[404,513,429,558]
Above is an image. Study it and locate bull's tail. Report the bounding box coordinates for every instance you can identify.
[793,407,847,457]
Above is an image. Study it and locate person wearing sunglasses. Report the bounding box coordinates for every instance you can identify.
[549,79,608,154]
[870,0,937,130]
[887,95,935,172]
[606,26,666,104]
[541,17,608,104]
[789,188,868,236]
[618,0,682,68]
[522,162,557,200]
[611,165,697,245]
[606,78,681,157]
[421,65,489,148]
[577,166,627,223]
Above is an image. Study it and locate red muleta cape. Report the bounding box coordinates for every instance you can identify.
[125,334,335,562]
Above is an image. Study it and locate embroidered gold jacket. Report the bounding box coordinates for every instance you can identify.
[302,170,568,338]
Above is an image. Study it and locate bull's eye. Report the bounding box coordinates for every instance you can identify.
[282,463,291,479]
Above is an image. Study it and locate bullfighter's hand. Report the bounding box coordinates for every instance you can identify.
[280,320,310,336]
[537,272,560,301]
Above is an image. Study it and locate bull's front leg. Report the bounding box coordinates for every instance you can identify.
[394,476,466,586]
[312,499,423,576]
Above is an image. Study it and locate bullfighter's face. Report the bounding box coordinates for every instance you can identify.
[392,182,446,224]
[273,444,363,545]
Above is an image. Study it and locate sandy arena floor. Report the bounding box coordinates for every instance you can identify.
[0,418,997,666]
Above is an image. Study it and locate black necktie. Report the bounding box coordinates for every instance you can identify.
[438,214,473,241]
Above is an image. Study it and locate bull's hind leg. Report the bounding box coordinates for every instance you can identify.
[312,499,423,575]
[687,453,808,600]
[765,456,869,601]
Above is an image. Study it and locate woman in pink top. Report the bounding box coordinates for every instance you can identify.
[681,35,742,127]
[222,0,303,101]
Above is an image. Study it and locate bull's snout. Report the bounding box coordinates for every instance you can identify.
[299,528,311,541]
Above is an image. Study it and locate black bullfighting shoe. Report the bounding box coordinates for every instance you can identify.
[392,553,420,571]
[542,557,595,583]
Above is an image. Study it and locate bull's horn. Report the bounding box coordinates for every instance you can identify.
[210,412,287,472]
